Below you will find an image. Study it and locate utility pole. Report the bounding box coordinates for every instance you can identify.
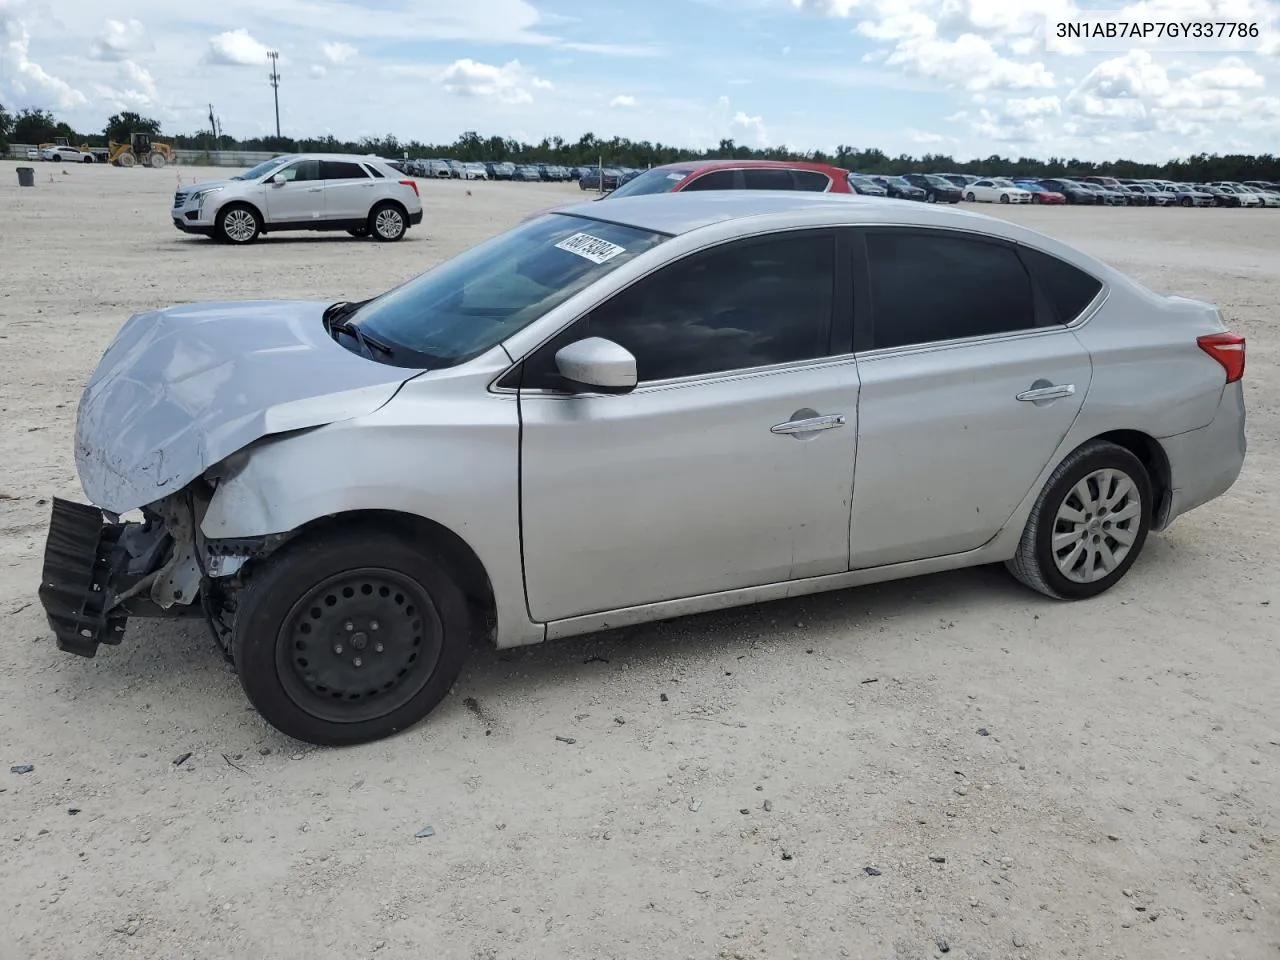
[267,50,281,139]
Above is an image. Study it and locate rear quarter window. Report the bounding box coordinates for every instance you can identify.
[791,170,832,192]
[1017,246,1104,324]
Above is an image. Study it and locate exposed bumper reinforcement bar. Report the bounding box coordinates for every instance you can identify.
[38,497,129,657]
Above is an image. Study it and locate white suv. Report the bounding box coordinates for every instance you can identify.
[172,153,424,244]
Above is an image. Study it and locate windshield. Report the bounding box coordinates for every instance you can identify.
[346,214,668,368]
[607,167,691,199]
[233,156,290,181]
[924,175,953,187]
[883,176,909,186]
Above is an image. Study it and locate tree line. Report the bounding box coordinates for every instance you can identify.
[4,104,1280,183]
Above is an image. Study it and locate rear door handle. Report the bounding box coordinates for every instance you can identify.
[771,414,846,435]
[307,187,323,192]
[1017,383,1075,402]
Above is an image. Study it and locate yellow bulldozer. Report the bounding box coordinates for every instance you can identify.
[108,133,175,168]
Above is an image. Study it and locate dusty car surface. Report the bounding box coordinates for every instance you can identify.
[38,192,1247,745]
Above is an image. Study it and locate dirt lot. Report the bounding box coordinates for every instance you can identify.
[0,161,1277,960]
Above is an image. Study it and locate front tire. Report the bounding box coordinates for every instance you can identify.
[217,203,261,244]
[233,529,472,746]
[925,192,936,203]
[1006,440,1152,600]
[999,193,1010,204]
[369,202,407,242]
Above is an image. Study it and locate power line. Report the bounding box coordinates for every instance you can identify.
[267,50,281,139]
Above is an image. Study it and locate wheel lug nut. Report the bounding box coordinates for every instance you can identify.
[353,657,363,668]
[374,642,384,653]
[334,644,344,654]
[345,622,354,631]
[370,621,379,631]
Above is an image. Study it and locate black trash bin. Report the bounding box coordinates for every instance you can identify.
[16,166,35,187]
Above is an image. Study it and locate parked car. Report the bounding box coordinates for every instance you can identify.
[1126,183,1176,206]
[603,160,858,198]
[1080,176,1126,190]
[25,147,41,160]
[1223,182,1280,207]
[1013,181,1067,204]
[40,145,94,163]
[486,162,515,180]
[1037,178,1096,205]
[1076,182,1128,206]
[425,159,452,179]
[1119,186,1151,206]
[1193,183,1239,207]
[577,167,622,190]
[963,178,1033,204]
[902,173,963,203]
[935,173,979,189]
[846,174,888,197]
[869,175,928,201]
[1162,183,1219,207]
[170,153,424,244]
[514,164,545,182]
[461,162,488,181]
[41,191,1248,745]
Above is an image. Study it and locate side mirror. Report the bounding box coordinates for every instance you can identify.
[554,337,637,395]
[269,174,286,186]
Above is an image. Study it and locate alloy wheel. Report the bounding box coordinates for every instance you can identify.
[375,208,405,239]
[1051,468,1142,584]
[223,209,257,243]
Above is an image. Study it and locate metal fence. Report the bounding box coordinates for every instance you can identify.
[4,144,276,168]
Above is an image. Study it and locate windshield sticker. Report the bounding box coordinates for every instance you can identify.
[667,172,685,180]
[555,233,627,264]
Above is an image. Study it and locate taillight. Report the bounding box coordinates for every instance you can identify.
[399,179,419,197]
[1197,332,1246,383]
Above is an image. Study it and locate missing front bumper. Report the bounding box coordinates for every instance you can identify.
[37,498,129,657]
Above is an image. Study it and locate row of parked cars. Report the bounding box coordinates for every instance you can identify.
[400,157,645,186]
[844,171,1280,208]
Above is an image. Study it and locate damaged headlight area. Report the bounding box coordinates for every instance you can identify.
[38,483,293,661]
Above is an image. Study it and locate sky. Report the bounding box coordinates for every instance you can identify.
[2,0,1280,161]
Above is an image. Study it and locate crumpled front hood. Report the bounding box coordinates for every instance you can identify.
[75,300,419,514]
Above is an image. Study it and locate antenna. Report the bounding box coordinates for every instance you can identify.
[267,50,281,139]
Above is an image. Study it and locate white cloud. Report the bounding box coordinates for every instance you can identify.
[320,41,357,64]
[310,64,327,78]
[1,12,88,110]
[439,58,549,104]
[203,28,273,67]
[89,18,151,61]
[906,127,948,143]
[732,109,770,146]
[1003,95,1061,118]
[609,94,637,107]
[1189,56,1265,89]
[882,33,1055,91]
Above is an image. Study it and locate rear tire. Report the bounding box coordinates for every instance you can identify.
[369,202,407,242]
[1006,440,1152,601]
[965,191,976,202]
[232,528,472,746]
[118,152,136,168]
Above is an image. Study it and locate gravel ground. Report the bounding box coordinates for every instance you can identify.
[1,162,1277,960]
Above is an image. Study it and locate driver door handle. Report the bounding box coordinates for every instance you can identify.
[771,414,846,435]
[307,187,323,193]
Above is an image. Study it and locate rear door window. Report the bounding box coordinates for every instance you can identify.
[864,229,1037,349]
[742,168,795,190]
[321,160,370,180]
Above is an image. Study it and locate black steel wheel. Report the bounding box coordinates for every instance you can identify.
[233,528,471,745]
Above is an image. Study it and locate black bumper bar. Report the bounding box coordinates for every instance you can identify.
[38,498,129,657]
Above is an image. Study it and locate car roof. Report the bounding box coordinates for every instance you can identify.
[550,191,1124,283]
[652,158,851,177]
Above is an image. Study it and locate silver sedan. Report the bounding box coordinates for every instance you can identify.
[39,192,1247,744]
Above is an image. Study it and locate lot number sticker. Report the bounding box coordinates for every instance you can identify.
[555,233,627,264]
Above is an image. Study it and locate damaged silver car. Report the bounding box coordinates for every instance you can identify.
[39,192,1246,745]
